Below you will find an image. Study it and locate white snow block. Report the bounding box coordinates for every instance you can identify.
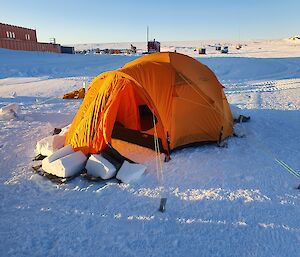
[48,144,74,163]
[86,154,117,179]
[0,103,19,114]
[59,124,71,136]
[230,104,242,120]
[116,161,146,184]
[42,151,87,178]
[0,103,19,118]
[233,123,246,138]
[35,135,66,156]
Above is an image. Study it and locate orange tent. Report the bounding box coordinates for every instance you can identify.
[66,52,233,157]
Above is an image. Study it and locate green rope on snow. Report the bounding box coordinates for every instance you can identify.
[275,159,300,179]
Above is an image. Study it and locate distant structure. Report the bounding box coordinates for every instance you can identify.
[60,45,75,54]
[146,26,160,53]
[0,23,74,54]
[49,37,56,44]
[130,44,137,53]
[215,45,221,51]
[221,46,229,54]
[236,44,242,50]
[199,48,206,54]
[289,35,300,41]
[147,39,160,53]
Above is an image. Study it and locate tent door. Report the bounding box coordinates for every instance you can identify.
[110,83,165,153]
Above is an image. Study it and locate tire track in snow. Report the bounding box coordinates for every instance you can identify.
[224,78,300,94]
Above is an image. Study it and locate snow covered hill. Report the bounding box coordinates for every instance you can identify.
[0,46,299,257]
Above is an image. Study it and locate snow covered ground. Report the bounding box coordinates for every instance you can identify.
[0,40,300,257]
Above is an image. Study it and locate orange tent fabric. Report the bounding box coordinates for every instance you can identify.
[66,52,233,155]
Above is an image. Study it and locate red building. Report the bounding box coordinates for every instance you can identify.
[0,23,61,53]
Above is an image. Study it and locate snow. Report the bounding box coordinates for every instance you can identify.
[0,40,300,257]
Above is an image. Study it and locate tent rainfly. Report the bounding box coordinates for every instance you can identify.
[66,52,233,159]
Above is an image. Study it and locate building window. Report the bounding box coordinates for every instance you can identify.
[25,34,31,40]
[6,31,16,39]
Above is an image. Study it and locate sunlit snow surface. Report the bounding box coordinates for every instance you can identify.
[0,40,300,257]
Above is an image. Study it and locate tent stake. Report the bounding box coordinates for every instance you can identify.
[159,198,167,213]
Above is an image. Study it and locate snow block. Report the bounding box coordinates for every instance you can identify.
[35,135,66,157]
[0,103,19,114]
[116,161,146,184]
[233,123,246,138]
[48,145,74,163]
[86,154,117,179]
[59,124,71,136]
[0,103,19,118]
[42,151,87,178]
[230,104,242,120]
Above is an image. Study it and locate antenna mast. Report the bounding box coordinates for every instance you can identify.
[147,26,149,43]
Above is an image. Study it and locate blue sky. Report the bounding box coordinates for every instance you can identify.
[1,0,299,44]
